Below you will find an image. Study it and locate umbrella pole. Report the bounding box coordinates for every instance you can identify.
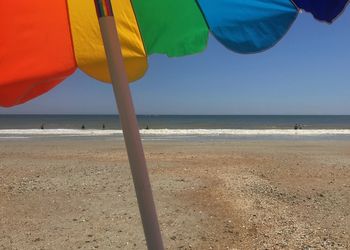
[94,2,164,249]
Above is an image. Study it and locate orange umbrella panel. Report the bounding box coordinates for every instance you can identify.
[0,1,77,107]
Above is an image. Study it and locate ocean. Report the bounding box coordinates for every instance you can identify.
[1,115,350,141]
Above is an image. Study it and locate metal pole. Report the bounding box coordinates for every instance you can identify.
[94,1,164,249]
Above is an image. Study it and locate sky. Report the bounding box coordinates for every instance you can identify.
[1,10,349,115]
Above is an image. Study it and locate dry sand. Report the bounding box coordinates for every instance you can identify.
[0,138,349,249]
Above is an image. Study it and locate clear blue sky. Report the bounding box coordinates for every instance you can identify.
[1,10,349,115]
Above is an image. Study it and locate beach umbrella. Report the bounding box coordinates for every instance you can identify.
[0,0,348,249]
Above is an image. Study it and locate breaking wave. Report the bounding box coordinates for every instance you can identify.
[0,129,350,136]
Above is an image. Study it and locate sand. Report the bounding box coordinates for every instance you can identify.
[0,138,349,249]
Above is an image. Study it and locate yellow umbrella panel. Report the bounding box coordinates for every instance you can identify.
[67,0,148,83]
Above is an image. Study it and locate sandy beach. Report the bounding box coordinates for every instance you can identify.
[0,138,349,249]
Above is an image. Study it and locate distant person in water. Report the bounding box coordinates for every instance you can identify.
[81,125,85,130]
[294,124,298,130]
[40,124,44,130]
[146,125,149,130]
[298,124,303,129]
[102,124,105,130]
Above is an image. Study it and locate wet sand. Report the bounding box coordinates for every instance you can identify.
[0,138,349,249]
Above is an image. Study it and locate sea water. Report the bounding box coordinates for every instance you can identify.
[0,115,350,141]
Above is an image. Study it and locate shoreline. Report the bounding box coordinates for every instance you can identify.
[1,129,350,143]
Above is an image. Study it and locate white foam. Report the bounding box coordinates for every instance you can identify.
[0,136,30,139]
[0,129,350,136]
[0,129,123,136]
[140,129,350,136]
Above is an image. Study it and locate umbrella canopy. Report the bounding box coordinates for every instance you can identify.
[0,0,348,107]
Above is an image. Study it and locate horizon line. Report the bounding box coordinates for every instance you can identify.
[1,114,350,116]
